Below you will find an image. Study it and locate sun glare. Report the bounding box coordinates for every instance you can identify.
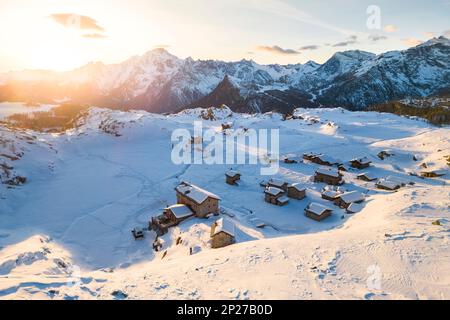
[30,48,80,71]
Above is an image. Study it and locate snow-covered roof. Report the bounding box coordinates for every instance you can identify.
[338,191,365,204]
[303,152,322,158]
[226,170,241,178]
[282,153,297,159]
[277,196,290,204]
[316,168,341,178]
[306,203,332,216]
[166,204,194,219]
[176,182,221,204]
[323,185,346,192]
[268,179,288,188]
[322,190,341,199]
[265,187,285,196]
[376,180,400,190]
[351,157,371,165]
[358,172,377,180]
[289,183,306,192]
[317,155,341,164]
[347,202,364,213]
[212,218,235,237]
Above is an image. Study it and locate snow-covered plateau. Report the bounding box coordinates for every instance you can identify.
[0,105,449,300]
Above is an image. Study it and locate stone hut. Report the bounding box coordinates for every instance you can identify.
[334,191,365,209]
[287,184,306,200]
[210,218,235,249]
[305,203,333,221]
[221,122,233,131]
[357,172,377,182]
[350,157,372,169]
[376,180,401,191]
[314,168,344,186]
[164,204,195,224]
[150,204,195,236]
[225,170,241,185]
[313,155,342,167]
[303,152,322,162]
[175,181,221,218]
[321,186,345,201]
[268,179,289,192]
[264,187,289,206]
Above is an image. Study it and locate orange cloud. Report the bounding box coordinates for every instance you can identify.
[384,25,398,33]
[256,45,300,55]
[402,38,423,46]
[50,13,105,32]
[423,32,435,39]
[82,33,107,39]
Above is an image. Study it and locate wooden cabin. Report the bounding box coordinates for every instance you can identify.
[350,157,372,169]
[314,168,344,186]
[305,203,333,221]
[357,172,377,182]
[210,218,235,249]
[268,179,289,192]
[334,191,365,209]
[321,186,345,201]
[221,122,233,131]
[225,170,241,185]
[313,155,342,167]
[378,151,394,160]
[264,187,289,206]
[376,180,401,191]
[175,182,221,218]
[303,152,322,162]
[287,184,306,200]
[283,157,298,164]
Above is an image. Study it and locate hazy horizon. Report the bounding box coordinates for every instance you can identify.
[2,35,450,75]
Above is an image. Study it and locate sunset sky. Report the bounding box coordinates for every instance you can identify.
[0,0,449,72]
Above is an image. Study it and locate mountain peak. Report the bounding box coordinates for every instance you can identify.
[142,47,177,60]
[332,50,376,60]
[418,36,450,48]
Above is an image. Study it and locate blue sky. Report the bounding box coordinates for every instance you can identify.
[0,0,449,71]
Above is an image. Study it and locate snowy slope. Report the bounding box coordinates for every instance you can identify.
[0,106,449,300]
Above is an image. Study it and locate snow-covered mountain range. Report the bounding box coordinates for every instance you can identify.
[0,37,449,113]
